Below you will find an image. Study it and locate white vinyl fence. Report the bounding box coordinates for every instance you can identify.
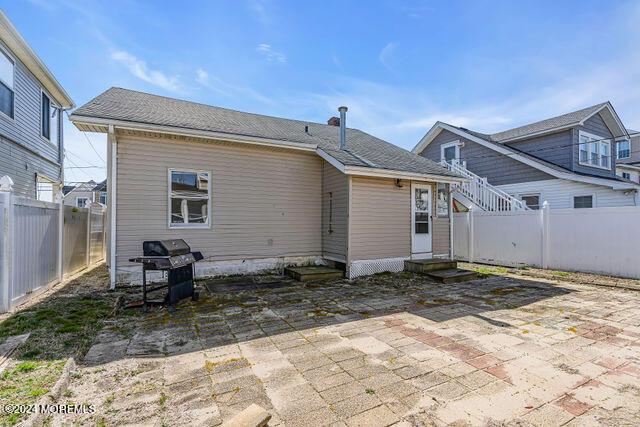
[0,183,106,312]
[453,204,640,279]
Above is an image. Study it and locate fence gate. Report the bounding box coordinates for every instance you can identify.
[1,181,107,312]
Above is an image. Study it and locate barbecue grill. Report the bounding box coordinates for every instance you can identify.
[129,239,204,307]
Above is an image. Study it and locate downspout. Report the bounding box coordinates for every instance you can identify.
[108,125,117,290]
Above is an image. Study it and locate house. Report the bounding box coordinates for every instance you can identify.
[0,11,74,201]
[615,129,640,183]
[62,180,97,207]
[413,102,640,210]
[93,179,107,204]
[69,88,463,285]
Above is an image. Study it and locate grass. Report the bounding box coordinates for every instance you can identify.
[465,264,509,276]
[0,293,113,425]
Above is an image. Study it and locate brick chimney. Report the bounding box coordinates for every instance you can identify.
[327,116,340,126]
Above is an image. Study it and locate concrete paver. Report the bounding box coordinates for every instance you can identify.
[49,271,640,426]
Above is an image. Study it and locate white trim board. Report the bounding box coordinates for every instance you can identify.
[412,122,640,191]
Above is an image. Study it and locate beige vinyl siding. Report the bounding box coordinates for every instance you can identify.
[349,176,411,261]
[321,161,348,261]
[432,216,450,256]
[115,133,322,268]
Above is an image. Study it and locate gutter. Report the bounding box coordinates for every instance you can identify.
[69,114,318,152]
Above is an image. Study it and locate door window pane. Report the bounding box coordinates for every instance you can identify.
[414,213,429,234]
[415,188,429,211]
[170,170,210,226]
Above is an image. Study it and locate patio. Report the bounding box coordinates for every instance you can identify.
[46,268,640,426]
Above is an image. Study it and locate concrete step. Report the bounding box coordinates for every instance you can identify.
[404,258,457,273]
[284,266,343,282]
[426,269,478,284]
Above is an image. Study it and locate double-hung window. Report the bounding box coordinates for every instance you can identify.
[579,131,610,169]
[622,172,631,180]
[0,49,14,119]
[76,197,89,208]
[169,169,211,228]
[617,139,630,159]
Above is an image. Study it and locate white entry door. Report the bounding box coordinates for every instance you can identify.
[411,183,432,258]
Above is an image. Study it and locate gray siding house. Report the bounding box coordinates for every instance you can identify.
[0,11,74,200]
[413,103,640,210]
[70,88,463,286]
[616,130,640,183]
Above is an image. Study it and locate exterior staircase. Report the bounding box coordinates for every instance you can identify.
[442,160,530,211]
[404,259,478,283]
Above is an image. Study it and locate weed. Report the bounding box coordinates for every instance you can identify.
[365,388,375,395]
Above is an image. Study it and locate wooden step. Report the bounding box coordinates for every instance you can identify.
[426,269,478,284]
[404,258,457,273]
[284,266,343,282]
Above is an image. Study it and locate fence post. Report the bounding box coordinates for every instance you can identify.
[86,205,91,268]
[57,188,64,281]
[541,201,550,269]
[468,206,474,263]
[0,176,14,312]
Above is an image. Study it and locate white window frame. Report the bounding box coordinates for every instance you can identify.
[621,172,631,180]
[99,192,107,204]
[616,139,630,159]
[573,193,595,209]
[75,196,89,208]
[440,140,461,163]
[40,89,60,146]
[578,131,611,170]
[167,168,212,229]
[0,46,15,121]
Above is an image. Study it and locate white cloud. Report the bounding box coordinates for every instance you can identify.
[256,44,287,63]
[194,68,274,105]
[110,50,183,93]
[379,42,398,71]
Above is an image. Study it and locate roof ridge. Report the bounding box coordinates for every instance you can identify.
[102,87,356,132]
[489,102,610,139]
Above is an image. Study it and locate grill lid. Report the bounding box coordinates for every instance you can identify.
[143,239,191,256]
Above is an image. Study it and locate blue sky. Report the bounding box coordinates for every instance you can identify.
[3,0,640,183]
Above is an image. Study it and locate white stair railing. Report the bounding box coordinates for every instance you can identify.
[442,160,530,211]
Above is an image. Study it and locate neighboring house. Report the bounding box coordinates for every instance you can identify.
[615,129,640,183]
[93,179,107,204]
[0,11,74,200]
[62,180,96,207]
[69,88,463,285]
[413,102,640,210]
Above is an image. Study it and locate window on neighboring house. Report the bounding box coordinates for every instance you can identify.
[622,172,631,180]
[169,169,211,227]
[41,92,59,144]
[0,49,14,118]
[617,139,630,159]
[573,195,593,209]
[579,131,610,169]
[441,141,460,164]
[436,183,449,217]
[520,194,540,210]
[76,197,89,208]
[99,192,107,204]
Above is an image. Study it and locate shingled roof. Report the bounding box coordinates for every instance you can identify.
[71,88,459,179]
[487,103,613,142]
